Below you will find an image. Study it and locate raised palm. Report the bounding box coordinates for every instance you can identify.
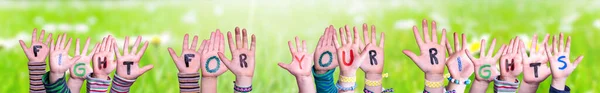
[69,38,96,79]
[544,33,583,80]
[445,33,474,79]
[403,20,447,75]
[522,34,552,83]
[499,37,524,81]
[358,24,385,74]
[200,30,229,77]
[219,27,256,77]
[91,36,117,79]
[49,33,81,74]
[19,29,52,62]
[278,37,313,77]
[114,36,153,80]
[465,39,504,81]
[169,34,202,73]
[336,25,362,76]
[313,25,339,71]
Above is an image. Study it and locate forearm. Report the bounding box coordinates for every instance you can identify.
[424,73,444,93]
[469,80,491,93]
[201,77,218,93]
[233,76,253,93]
[518,82,540,93]
[364,73,382,93]
[110,75,136,93]
[312,67,337,93]
[42,72,71,93]
[86,73,111,93]
[28,62,46,93]
[296,75,316,93]
[178,73,200,93]
[551,78,567,90]
[67,78,85,92]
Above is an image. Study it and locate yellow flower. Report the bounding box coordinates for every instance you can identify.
[382,73,389,78]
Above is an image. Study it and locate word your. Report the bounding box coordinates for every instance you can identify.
[342,50,355,66]
[240,54,248,68]
[294,55,305,69]
[429,48,439,65]
[318,51,333,67]
[205,56,221,73]
[74,63,87,77]
[530,63,541,78]
[369,50,378,65]
[123,61,134,75]
[184,54,195,67]
[478,64,492,79]
[33,45,42,57]
[558,56,567,70]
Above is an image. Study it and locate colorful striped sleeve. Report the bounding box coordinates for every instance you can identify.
[494,77,520,93]
[28,62,46,93]
[178,73,200,93]
[42,72,71,93]
[110,75,136,93]
[312,67,338,93]
[86,73,112,93]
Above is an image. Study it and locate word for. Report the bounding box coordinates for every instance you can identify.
[558,56,567,70]
[73,63,87,77]
[429,48,439,65]
[240,54,248,68]
[369,50,378,65]
[457,57,462,72]
[294,54,306,69]
[318,51,333,67]
[342,50,355,66]
[33,45,42,57]
[205,56,221,73]
[123,61,134,75]
[98,57,107,69]
[529,63,541,78]
[184,54,195,67]
[478,64,492,79]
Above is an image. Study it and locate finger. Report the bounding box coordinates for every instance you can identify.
[199,40,207,52]
[445,39,453,55]
[552,35,558,54]
[531,34,538,54]
[288,41,295,54]
[566,36,571,53]
[362,23,370,45]
[317,34,324,48]
[64,38,73,52]
[183,34,189,49]
[332,27,340,48]
[431,21,438,44]
[191,35,198,50]
[461,34,467,50]
[19,40,30,53]
[217,52,232,69]
[139,65,154,74]
[573,56,583,68]
[251,35,256,51]
[544,42,552,58]
[558,33,564,53]
[137,41,149,57]
[55,33,63,50]
[402,50,419,61]
[465,50,477,63]
[235,27,242,49]
[440,29,447,46]
[113,42,122,57]
[131,36,142,55]
[45,33,52,45]
[453,32,459,51]
[227,32,235,51]
[242,29,248,49]
[412,26,424,46]
[353,26,360,45]
[50,39,54,52]
[88,43,98,57]
[371,25,377,45]
[39,30,45,42]
[93,43,100,53]
[75,38,81,55]
[32,29,37,43]
[493,44,506,60]
[339,27,347,45]
[202,40,209,53]
[303,40,307,52]
[107,37,115,53]
[520,39,527,58]
[379,32,385,48]
[541,34,550,54]
[60,33,67,49]
[219,30,225,52]
[422,19,431,43]
[168,48,182,67]
[480,39,486,57]
[278,62,291,70]
[323,27,331,46]
[82,37,91,56]
[508,38,514,53]
[100,37,107,51]
[344,25,351,44]
[67,56,82,68]
[295,36,301,52]
[487,38,497,57]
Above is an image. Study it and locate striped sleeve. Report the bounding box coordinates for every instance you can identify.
[110,75,136,93]
[86,73,112,93]
[42,72,71,93]
[494,77,520,93]
[178,73,200,93]
[312,67,338,93]
[28,62,46,93]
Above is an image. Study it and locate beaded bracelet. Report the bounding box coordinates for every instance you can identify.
[339,75,356,83]
[335,82,357,91]
[447,76,471,85]
[365,79,382,86]
[233,81,252,92]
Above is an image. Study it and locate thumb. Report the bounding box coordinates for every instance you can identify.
[402,50,419,61]
[217,52,232,69]
[573,56,583,68]
[278,62,290,70]
[139,65,154,74]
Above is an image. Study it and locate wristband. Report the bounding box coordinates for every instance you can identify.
[447,76,471,85]
[233,81,252,92]
[339,75,356,83]
[363,88,395,93]
[178,73,200,92]
[336,82,357,91]
[425,79,443,88]
[365,79,382,86]
[28,62,46,92]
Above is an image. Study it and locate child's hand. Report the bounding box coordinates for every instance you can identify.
[499,37,524,82]
[92,36,117,79]
[336,25,363,77]
[19,29,52,62]
[522,34,551,84]
[49,33,82,83]
[113,36,153,80]
[200,30,229,77]
[445,33,474,81]
[358,24,385,75]
[402,19,448,78]
[278,37,313,77]
[168,34,202,73]
[69,37,96,79]
[465,39,505,82]
[218,27,256,86]
[313,25,339,73]
[545,33,583,90]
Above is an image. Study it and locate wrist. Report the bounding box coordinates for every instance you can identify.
[551,78,567,90]
[49,72,64,83]
[340,71,357,77]
[93,73,109,80]
[235,76,253,87]
[425,73,444,81]
[500,76,517,83]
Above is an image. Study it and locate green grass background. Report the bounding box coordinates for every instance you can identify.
[0,0,599,93]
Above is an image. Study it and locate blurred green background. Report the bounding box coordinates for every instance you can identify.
[1,0,599,93]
